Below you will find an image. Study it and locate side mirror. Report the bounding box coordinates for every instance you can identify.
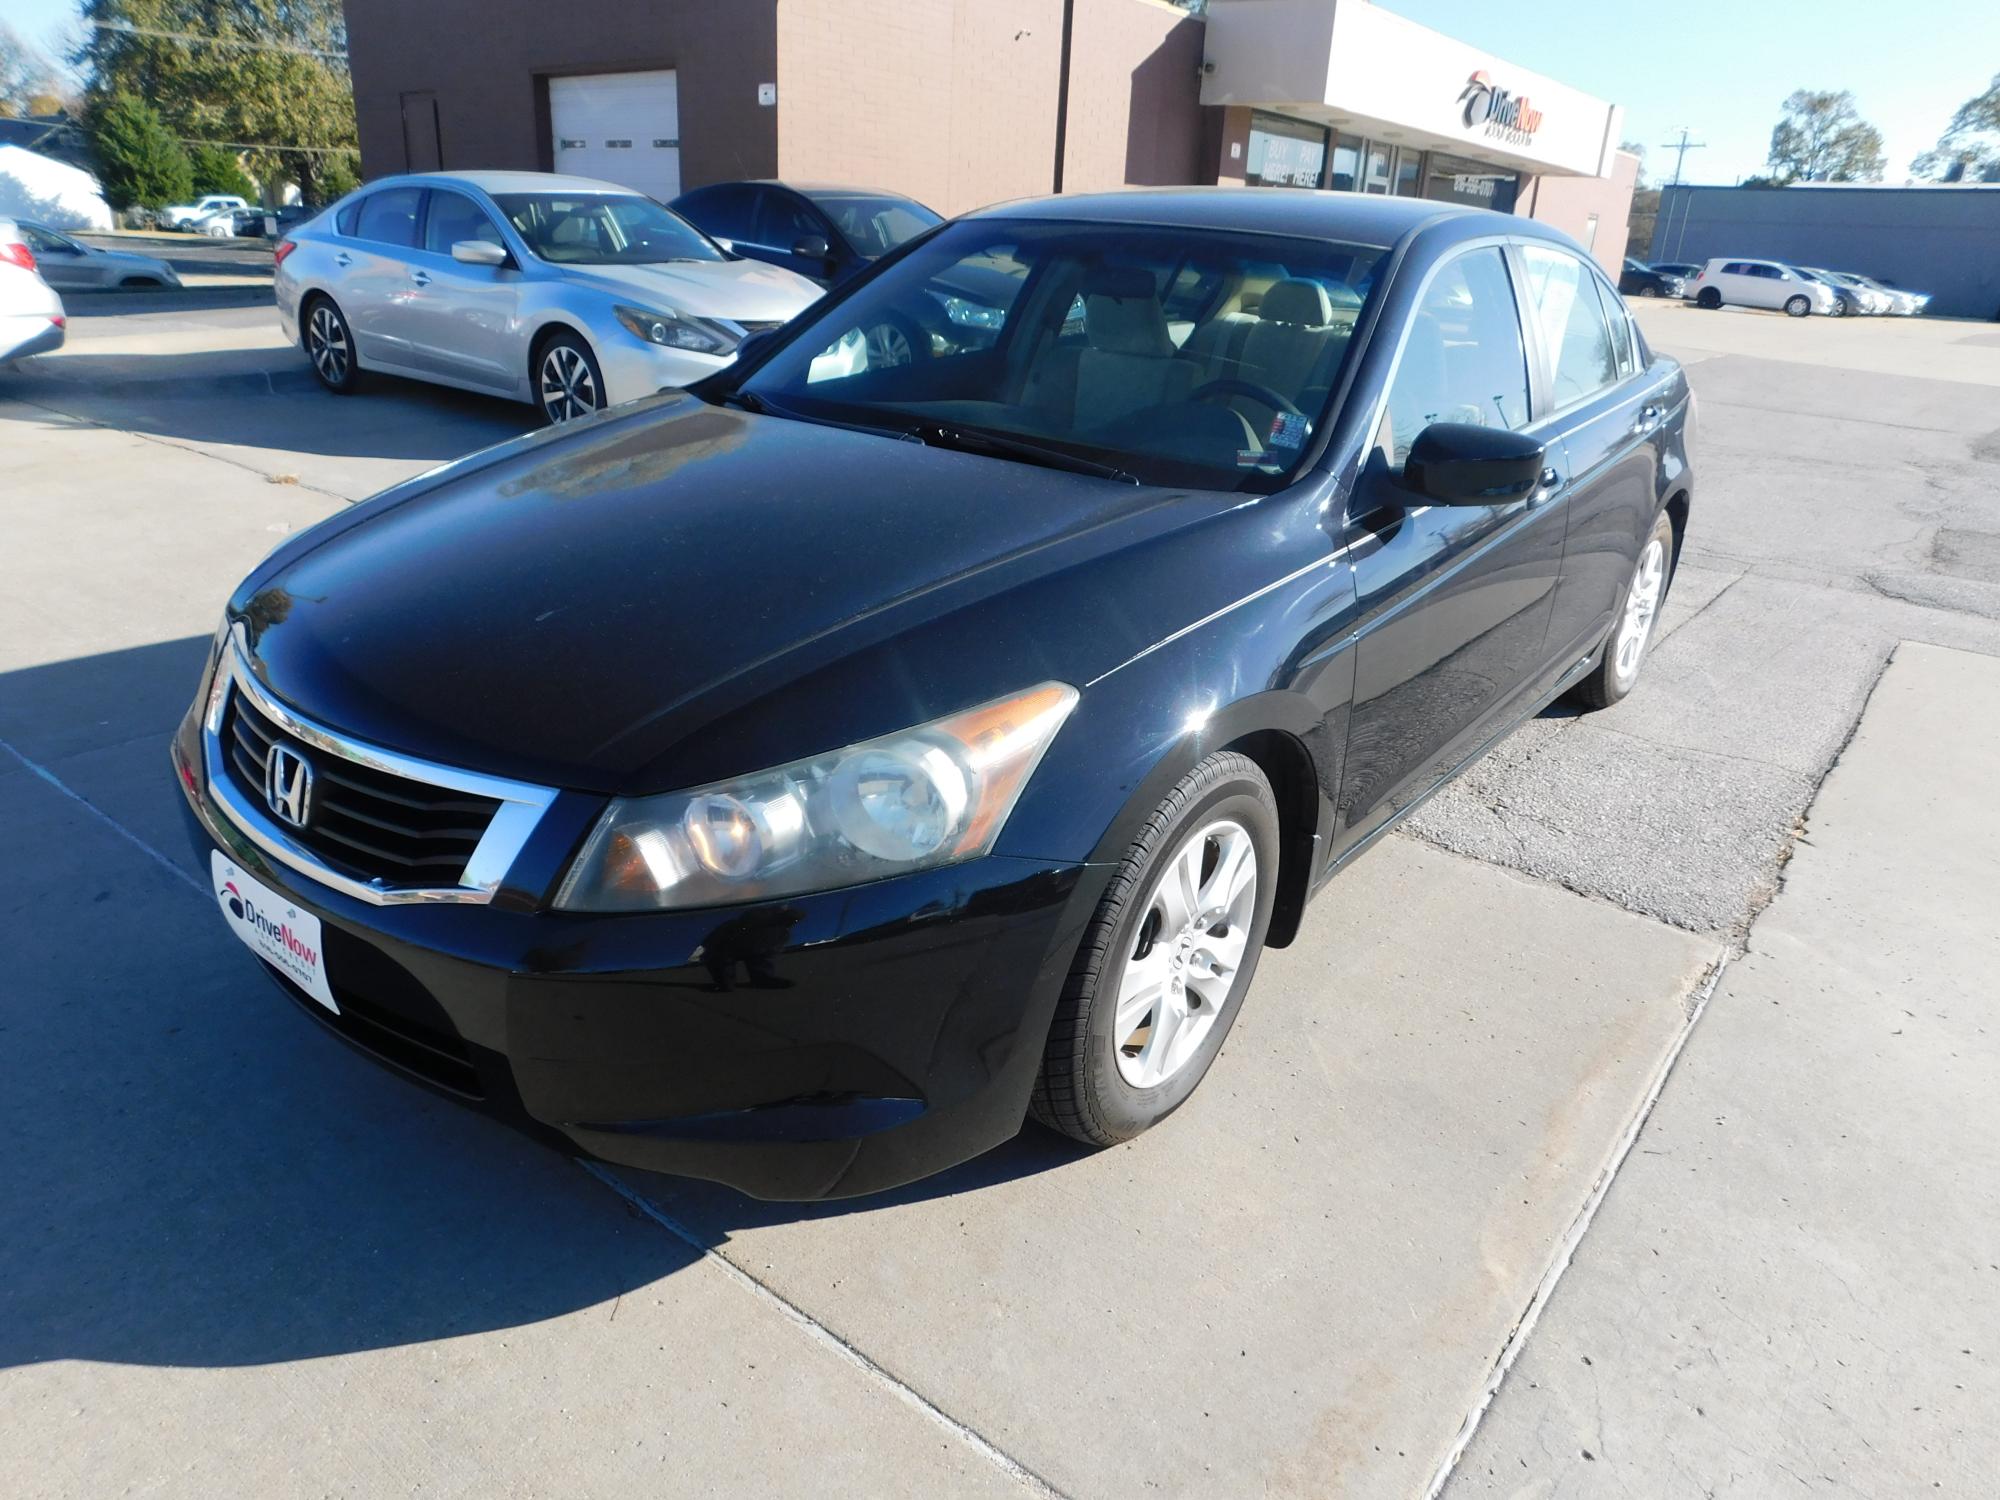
[1403,423,1546,506]
[792,234,831,260]
[451,239,509,267]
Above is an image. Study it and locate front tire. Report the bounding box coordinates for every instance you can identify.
[303,295,360,394]
[1638,285,1659,298]
[1574,510,1676,710]
[1031,752,1279,1146]
[534,330,607,425]
[1784,294,1811,317]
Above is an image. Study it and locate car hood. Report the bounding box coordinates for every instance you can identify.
[558,257,822,320]
[235,397,1190,793]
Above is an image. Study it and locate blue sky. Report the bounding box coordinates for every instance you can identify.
[12,0,1998,185]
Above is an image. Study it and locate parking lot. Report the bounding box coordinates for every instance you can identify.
[4,289,1997,1497]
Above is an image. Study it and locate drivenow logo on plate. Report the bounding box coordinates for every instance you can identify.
[211,851,337,1013]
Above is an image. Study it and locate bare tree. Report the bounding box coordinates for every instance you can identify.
[0,21,61,117]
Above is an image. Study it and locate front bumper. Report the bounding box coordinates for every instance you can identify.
[172,708,1095,1200]
[595,332,735,407]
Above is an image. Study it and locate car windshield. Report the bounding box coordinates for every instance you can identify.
[737,218,1387,493]
[805,192,942,258]
[494,193,722,265]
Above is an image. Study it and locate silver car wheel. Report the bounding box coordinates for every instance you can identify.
[307,305,348,384]
[539,344,601,423]
[1113,818,1258,1090]
[1613,537,1667,684]
[864,322,913,368]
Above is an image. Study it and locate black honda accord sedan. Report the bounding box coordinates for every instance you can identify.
[174,189,1692,1200]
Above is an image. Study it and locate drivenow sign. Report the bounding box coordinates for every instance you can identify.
[1457,71,1544,147]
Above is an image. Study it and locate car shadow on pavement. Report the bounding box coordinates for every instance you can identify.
[5,349,535,463]
[0,639,1080,1373]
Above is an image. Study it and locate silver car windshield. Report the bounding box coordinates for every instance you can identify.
[494,193,723,266]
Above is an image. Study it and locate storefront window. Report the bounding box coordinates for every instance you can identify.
[1392,149,1424,197]
[1420,153,1520,213]
[1361,145,1391,194]
[1245,111,1328,188]
[1329,137,1361,193]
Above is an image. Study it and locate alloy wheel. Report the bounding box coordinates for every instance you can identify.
[540,344,601,423]
[1113,818,1258,1089]
[307,304,348,385]
[864,322,913,368]
[1613,537,1667,682]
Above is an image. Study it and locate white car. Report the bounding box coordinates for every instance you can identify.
[162,194,249,231]
[0,219,66,363]
[275,170,824,423]
[1802,268,1890,316]
[1684,258,1835,317]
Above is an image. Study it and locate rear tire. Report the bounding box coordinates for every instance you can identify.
[302,295,360,394]
[1696,288,1721,309]
[1030,753,1279,1147]
[1784,294,1811,318]
[1638,286,1659,298]
[1574,510,1676,710]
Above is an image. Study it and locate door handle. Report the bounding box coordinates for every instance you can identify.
[1632,404,1662,434]
[1531,467,1563,504]
[410,269,431,287]
[333,252,351,268]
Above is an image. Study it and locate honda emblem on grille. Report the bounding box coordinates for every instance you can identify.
[265,744,314,829]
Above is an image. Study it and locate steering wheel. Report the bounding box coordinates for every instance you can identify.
[1190,378,1303,418]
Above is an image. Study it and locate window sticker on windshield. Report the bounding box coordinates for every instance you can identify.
[1237,449,1282,470]
[1267,411,1309,450]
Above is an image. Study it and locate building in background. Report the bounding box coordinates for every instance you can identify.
[342,0,1634,269]
[1651,183,2000,321]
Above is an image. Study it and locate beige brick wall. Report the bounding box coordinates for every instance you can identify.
[1520,149,1640,275]
[1059,0,1207,193]
[776,0,1066,217]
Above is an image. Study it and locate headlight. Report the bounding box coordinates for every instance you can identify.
[555,682,1079,911]
[940,295,1005,329]
[613,303,737,357]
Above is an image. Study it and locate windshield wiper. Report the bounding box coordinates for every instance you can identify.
[904,422,1138,484]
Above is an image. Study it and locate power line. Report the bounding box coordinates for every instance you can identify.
[1658,128,1707,188]
[84,19,347,62]
[174,135,353,155]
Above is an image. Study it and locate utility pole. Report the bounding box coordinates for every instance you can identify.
[1658,128,1707,187]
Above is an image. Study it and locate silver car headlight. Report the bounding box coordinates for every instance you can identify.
[613,303,736,357]
[555,683,1079,912]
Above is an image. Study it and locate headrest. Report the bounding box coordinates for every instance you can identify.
[1084,268,1173,358]
[1262,278,1333,326]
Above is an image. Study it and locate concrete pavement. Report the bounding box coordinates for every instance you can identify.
[1444,642,2000,1497]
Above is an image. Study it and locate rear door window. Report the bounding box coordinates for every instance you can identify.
[677,184,757,242]
[1519,244,1619,410]
[354,187,424,249]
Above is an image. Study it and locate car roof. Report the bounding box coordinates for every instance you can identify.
[685,180,929,203]
[383,170,643,196]
[959,186,1568,249]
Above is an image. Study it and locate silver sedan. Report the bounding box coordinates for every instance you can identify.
[275,171,825,424]
[11,222,183,290]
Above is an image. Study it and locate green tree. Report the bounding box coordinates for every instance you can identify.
[1766,89,1886,183]
[190,141,255,198]
[1912,73,2000,182]
[87,90,193,209]
[74,1,356,202]
[316,150,359,201]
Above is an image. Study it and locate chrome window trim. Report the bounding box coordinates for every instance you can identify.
[202,629,557,906]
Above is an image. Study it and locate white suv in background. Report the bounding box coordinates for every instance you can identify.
[162,194,249,231]
[1685,258,1835,317]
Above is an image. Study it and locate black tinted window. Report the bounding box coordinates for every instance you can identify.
[805,192,942,258]
[424,190,503,254]
[354,187,423,248]
[1379,246,1529,466]
[675,184,757,242]
[752,191,826,250]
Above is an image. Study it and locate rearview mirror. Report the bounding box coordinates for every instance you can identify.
[792,235,831,260]
[1402,423,1546,506]
[452,239,509,267]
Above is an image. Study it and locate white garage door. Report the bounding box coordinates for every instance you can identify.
[549,70,681,201]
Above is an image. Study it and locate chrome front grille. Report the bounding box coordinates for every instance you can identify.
[222,693,501,886]
[200,629,558,906]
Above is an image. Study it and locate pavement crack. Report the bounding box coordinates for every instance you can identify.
[578,1161,1073,1499]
